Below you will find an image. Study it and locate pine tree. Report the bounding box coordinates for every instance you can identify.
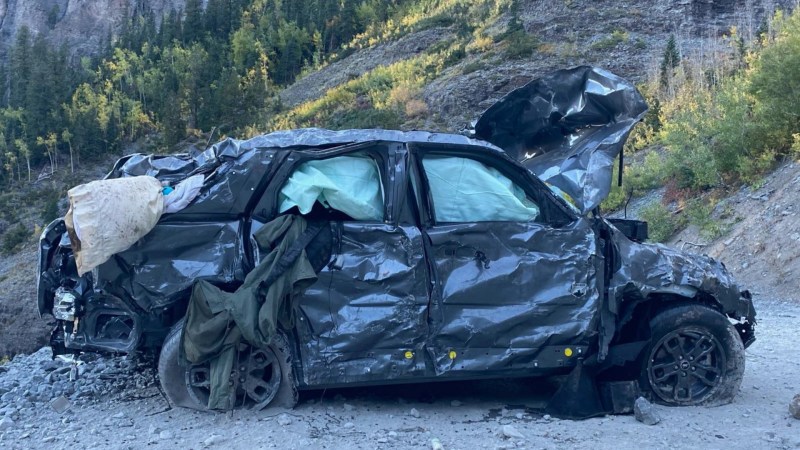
[660,34,680,89]
[183,0,205,43]
[9,27,32,108]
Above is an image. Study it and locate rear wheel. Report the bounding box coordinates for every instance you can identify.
[640,305,745,406]
[158,319,298,411]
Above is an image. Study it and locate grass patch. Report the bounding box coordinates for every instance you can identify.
[591,29,629,50]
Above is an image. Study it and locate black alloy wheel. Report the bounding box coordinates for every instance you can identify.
[647,326,725,404]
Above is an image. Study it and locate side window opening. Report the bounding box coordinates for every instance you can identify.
[278,154,385,221]
[422,156,540,223]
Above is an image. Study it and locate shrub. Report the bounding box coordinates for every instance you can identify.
[40,189,63,224]
[2,223,30,254]
[504,30,539,59]
[591,29,629,50]
[462,60,487,74]
[405,99,429,118]
[685,199,730,240]
[640,201,680,243]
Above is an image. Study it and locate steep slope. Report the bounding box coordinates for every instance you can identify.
[669,160,800,301]
[0,0,187,63]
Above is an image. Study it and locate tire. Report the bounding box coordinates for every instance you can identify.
[157,318,298,411]
[639,304,745,406]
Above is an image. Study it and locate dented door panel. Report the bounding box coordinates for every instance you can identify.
[294,222,430,386]
[425,219,600,375]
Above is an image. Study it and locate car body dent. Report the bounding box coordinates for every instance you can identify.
[606,221,755,349]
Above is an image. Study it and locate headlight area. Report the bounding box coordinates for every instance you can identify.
[49,289,141,356]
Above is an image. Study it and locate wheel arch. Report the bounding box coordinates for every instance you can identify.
[613,289,725,346]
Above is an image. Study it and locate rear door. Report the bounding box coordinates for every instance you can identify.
[410,144,601,376]
[250,142,430,387]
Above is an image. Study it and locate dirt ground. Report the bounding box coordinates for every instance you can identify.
[0,295,797,450]
[2,164,800,449]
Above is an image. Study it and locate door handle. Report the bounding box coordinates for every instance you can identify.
[571,282,588,297]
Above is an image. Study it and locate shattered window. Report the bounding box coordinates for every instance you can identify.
[278,155,384,221]
[422,156,539,223]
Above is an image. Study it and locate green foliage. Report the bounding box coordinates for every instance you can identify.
[1,223,30,254]
[0,0,432,183]
[639,201,679,243]
[503,30,539,59]
[591,29,629,50]
[462,60,488,74]
[40,189,62,224]
[660,34,680,89]
[685,199,730,240]
[601,151,665,211]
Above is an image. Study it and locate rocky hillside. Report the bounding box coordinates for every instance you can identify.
[0,0,187,63]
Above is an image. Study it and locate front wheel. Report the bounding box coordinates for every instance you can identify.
[157,318,298,411]
[640,305,745,406]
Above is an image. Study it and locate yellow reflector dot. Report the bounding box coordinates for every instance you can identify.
[448,350,457,360]
[404,351,414,359]
[564,348,573,357]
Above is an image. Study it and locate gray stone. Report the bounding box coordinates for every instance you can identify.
[204,434,224,447]
[790,394,800,419]
[634,397,661,425]
[500,424,525,439]
[276,414,292,426]
[409,408,421,418]
[450,400,462,407]
[159,430,174,440]
[431,437,445,450]
[0,417,14,431]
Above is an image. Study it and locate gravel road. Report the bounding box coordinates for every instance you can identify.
[0,294,798,450]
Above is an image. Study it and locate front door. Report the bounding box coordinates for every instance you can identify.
[412,148,600,376]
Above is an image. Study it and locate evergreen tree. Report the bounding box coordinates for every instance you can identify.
[183,0,205,43]
[660,34,681,89]
[9,27,32,108]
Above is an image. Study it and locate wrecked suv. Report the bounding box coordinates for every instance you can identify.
[37,67,755,414]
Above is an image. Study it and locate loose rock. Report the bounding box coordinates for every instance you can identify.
[409,408,421,418]
[0,417,14,431]
[204,434,224,447]
[277,414,292,426]
[500,424,525,439]
[789,394,800,419]
[431,437,445,450]
[634,397,660,426]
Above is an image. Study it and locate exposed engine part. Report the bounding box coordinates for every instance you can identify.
[53,287,78,321]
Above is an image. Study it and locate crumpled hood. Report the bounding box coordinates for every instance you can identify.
[472,66,648,214]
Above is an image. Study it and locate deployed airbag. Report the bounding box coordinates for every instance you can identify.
[64,176,164,276]
[278,156,384,220]
[422,157,539,222]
